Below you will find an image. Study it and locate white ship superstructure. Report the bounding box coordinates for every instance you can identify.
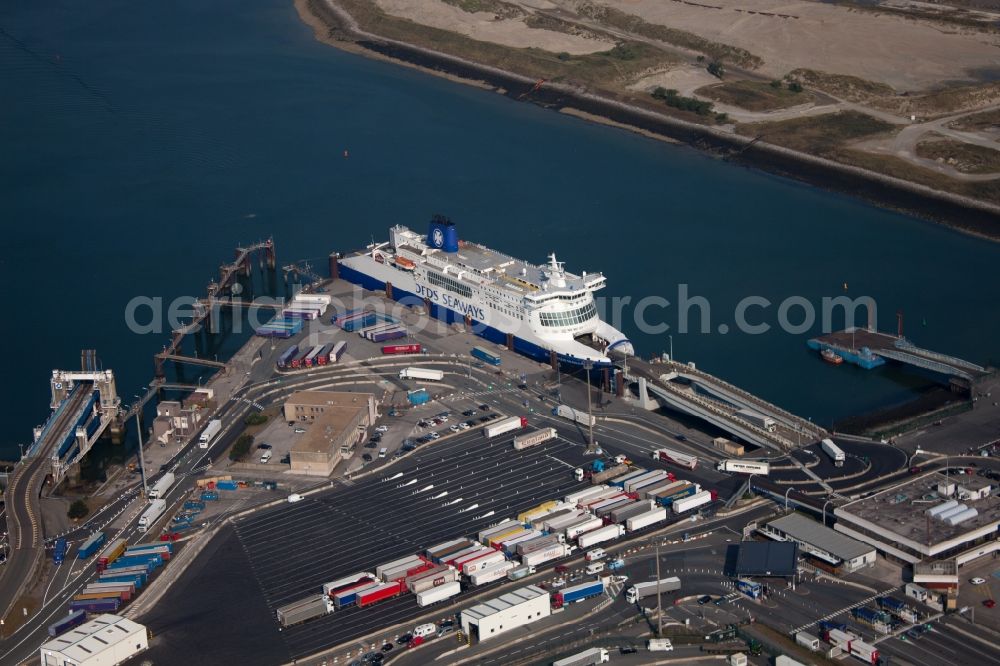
[336,217,633,365]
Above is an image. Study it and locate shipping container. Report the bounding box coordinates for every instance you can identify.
[654,484,699,507]
[303,345,325,368]
[589,463,632,485]
[47,610,88,637]
[516,535,561,557]
[610,500,655,524]
[531,507,573,530]
[407,566,459,594]
[713,437,744,457]
[328,341,347,363]
[370,327,407,343]
[432,540,479,563]
[332,581,381,608]
[795,632,820,651]
[544,511,588,533]
[428,538,471,559]
[77,531,106,560]
[416,580,462,607]
[376,555,425,580]
[322,573,376,598]
[507,564,536,581]
[625,470,671,494]
[594,499,633,518]
[518,501,558,523]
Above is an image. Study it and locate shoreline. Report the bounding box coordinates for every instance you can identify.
[296,0,1000,242]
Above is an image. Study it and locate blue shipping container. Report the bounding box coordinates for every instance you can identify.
[77,532,106,560]
[201,490,219,501]
[98,574,146,589]
[217,480,239,490]
[408,389,430,405]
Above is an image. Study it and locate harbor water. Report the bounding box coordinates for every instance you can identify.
[2,0,999,459]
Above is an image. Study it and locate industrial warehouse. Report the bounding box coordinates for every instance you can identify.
[39,614,148,666]
[760,512,876,573]
[834,472,1000,568]
[282,391,377,476]
[459,585,551,643]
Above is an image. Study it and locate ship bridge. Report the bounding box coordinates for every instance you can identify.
[29,352,121,484]
[620,355,825,451]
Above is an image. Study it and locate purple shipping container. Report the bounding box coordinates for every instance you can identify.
[371,329,407,343]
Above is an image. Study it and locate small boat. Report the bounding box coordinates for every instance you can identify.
[393,256,416,270]
[821,349,843,365]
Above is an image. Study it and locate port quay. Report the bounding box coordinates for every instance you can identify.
[3,225,999,666]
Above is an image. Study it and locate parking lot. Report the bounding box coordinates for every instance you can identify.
[233,425,593,659]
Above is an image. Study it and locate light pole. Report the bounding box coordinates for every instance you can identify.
[584,361,598,455]
[785,487,794,512]
[133,396,148,497]
[668,335,673,363]
[822,499,833,527]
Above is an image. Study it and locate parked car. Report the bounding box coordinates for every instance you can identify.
[462,410,477,417]
[362,453,373,462]
[396,634,413,645]
[280,454,291,464]
[674,433,687,441]
[375,425,389,433]
[478,403,489,410]
[697,595,712,605]
[381,643,394,652]
[985,599,996,608]
[620,647,637,655]
[256,443,272,450]
[971,577,987,585]
[429,432,441,440]
[293,428,306,433]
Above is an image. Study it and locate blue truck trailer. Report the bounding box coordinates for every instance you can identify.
[47,610,87,637]
[471,346,501,366]
[69,598,121,613]
[555,580,604,606]
[77,532,106,560]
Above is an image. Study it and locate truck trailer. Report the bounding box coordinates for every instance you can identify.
[717,460,770,475]
[513,428,557,451]
[484,416,527,438]
[625,577,681,603]
[471,561,516,585]
[822,438,846,467]
[625,507,667,531]
[554,580,604,607]
[651,447,698,470]
[552,647,610,666]
[77,531,106,560]
[552,404,595,427]
[736,408,777,432]
[399,367,444,381]
[138,499,167,532]
[416,580,462,607]
[277,595,334,627]
[147,472,175,500]
[520,543,572,567]
[577,524,625,549]
[673,490,714,514]
[199,419,222,448]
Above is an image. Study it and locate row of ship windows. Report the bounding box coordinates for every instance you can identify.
[539,302,597,328]
[427,271,473,298]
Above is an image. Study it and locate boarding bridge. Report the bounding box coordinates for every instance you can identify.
[30,362,121,484]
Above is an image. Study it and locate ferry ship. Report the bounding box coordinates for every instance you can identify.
[335,217,633,366]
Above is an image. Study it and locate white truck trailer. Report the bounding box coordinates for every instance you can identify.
[484,416,526,438]
[399,367,444,381]
[625,577,682,603]
[553,404,595,427]
[736,408,777,432]
[822,438,846,466]
[198,419,222,449]
[147,472,175,500]
[552,648,610,666]
[717,460,770,475]
[137,499,167,532]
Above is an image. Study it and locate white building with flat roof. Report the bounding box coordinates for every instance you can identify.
[40,614,148,666]
[760,512,876,572]
[460,585,550,643]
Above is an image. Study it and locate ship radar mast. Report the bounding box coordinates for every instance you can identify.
[544,253,567,288]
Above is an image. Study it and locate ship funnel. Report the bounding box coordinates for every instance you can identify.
[427,215,459,252]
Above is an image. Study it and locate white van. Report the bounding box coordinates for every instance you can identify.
[379,447,388,459]
[413,623,436,638]
[585,562,605,575]
[585,548,606,562]
[260,450,272,464]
